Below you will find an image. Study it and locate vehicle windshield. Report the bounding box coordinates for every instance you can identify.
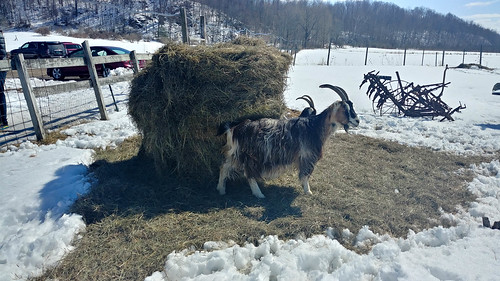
[67,46,130,57]
[21,43,34,49]
[68,49,84,57]
[65,44,81,49]
[107,47,130,55]
[48,44,63,51]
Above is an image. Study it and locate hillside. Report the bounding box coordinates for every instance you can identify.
[200,0,500,52]
[1,0,499,52]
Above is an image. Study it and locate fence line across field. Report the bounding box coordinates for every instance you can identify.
[0,40,152,149]
[297,46,499,68]
[1,37,499,149]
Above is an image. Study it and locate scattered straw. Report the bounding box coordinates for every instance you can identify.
[33,134,490,280]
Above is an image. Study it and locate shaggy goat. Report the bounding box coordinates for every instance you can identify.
[216,84,359,198]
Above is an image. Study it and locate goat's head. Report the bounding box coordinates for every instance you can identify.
[296,95,316,117]
[319,84,360,132]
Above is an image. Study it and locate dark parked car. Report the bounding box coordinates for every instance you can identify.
[47,46,145,80]
[10,41,65,59]
[62,42,82,54]
[493,83,500,95]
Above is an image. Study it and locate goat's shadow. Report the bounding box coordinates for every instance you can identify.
[38,164,91,221]
[71,156,302,224]
[222,180,302,222]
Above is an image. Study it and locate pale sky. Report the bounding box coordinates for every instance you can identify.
[324,0,500,33]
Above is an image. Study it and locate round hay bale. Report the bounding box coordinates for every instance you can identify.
[128,38,292,185]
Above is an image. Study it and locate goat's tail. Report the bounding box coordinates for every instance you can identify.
[217,122,232,136]
[217,118,250,136]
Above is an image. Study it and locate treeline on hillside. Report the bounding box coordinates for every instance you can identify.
[0,0,183,37]
[1,0,499,52]
[196,0,500,52]
[0,0,240,43]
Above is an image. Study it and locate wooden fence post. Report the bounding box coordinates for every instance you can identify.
[479,45,483,66]
[364,47,369,65]
[200,15,206,41]
[327,39,332,66]
[421,49,425,66]
[15,54,46,140]
[130,50,140,74]
[293,49,297,66]
[403,48,407,66]
[441,50,445,66]
[180,7,190,45]
[82,40,109,120]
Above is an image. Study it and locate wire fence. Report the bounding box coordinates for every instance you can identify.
[294,47,500,69]
[0,69,131,149]
[2,42,499,149]
[0,41,150,149]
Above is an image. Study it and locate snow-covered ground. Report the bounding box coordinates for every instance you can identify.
[1,32,500,280]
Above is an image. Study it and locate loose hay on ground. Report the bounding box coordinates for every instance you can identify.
[128,38,292,184]
[33,133,490,281]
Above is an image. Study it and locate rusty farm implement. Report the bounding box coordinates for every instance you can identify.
[360,66,466,121]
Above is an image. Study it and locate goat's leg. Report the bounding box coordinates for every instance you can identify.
[300,175,313,195]
[248,178,265,198]
[299,158,316,195]
[217,160,232,195]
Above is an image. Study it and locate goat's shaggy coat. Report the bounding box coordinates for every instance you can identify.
[217,89,359,198]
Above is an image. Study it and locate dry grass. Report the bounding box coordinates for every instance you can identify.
[33,123,93,146]
[34,132,489,280]
[36,130,70,146]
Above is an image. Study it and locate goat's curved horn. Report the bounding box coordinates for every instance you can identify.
[296,95,315,108]
[319,84,349,102]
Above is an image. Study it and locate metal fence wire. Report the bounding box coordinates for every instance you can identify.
[0,42,150,149]
[1,70,33,148]
[0,72,131,149]
[1,44,499,149]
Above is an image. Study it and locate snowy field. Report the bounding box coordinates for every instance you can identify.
[1,32,500,280]
[296,47,500,69]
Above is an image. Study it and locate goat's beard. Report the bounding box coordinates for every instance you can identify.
[344,124,350,133]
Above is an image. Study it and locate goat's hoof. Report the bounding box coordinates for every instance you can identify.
[305,190,313,195]
[253,193,266,199]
